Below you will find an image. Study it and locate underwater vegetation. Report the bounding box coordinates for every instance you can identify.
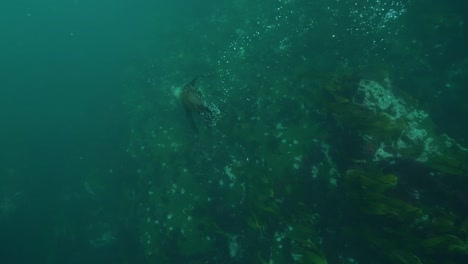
[126,63,468,263]
[319,72,468,264]
[124,59,467,263]
[119,1,468,264]
[1,0,467,263]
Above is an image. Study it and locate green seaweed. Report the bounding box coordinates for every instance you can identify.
[427,155,467,177]
[362,192,423,221]
[345,168,398,193]
[422,235,468,254]
[323,76,405,141]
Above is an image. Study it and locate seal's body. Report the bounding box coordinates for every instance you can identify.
[180,77,219,132]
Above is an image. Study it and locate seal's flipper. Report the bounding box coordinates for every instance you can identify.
[198,105,214,120]
[185,109,199,133]
[199,104,220,127]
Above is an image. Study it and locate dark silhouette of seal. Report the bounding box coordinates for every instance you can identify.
[180,76,219,132]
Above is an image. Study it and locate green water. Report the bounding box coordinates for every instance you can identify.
[1,0,467,263]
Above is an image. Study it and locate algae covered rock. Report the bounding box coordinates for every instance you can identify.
[324,75,468,177]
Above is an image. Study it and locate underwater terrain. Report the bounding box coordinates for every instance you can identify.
[1,0,467,263]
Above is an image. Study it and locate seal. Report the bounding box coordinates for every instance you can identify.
[180,76,220,132]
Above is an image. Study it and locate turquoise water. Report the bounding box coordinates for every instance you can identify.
[1,1,467,263]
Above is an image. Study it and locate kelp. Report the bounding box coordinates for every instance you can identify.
[389,250,423,264]
[345,168,398,193]
[362,192,423,220]
[344,166,423,222]
[292,243,328,264]
[323,75,405,142]
[236,156,329,264]
[426,155,467,177]
[422,235,468,254]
